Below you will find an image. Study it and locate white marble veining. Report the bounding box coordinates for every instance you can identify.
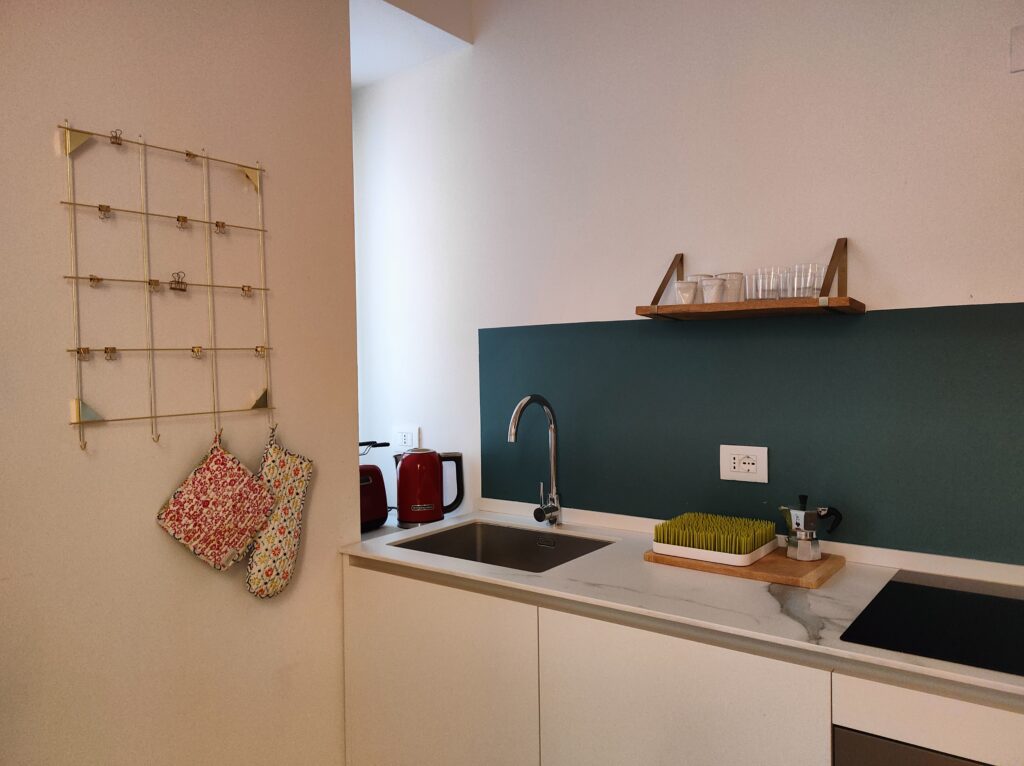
[343,511,1024,700]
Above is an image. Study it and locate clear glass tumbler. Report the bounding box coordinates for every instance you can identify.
[672,280,699,305]
[793,263,825,297]
[746,267,781,300]
[716,272,746,302]
[701,277,725,304]
[686,274,713,305]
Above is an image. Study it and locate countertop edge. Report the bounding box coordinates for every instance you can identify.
[342,549,1024,714]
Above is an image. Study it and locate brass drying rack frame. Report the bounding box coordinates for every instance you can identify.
[63,273,268,295]
[61,121,274,449]
[59,200,267,233]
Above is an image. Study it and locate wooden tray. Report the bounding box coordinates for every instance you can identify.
[643,547,845,589]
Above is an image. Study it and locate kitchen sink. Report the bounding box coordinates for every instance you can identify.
[391,521,613,573]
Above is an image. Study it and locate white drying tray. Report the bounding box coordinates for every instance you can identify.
[651,538,778,567]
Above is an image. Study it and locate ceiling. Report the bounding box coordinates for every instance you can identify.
[350,0,469,89]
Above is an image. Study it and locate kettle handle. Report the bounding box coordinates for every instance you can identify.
[440,452,465,514]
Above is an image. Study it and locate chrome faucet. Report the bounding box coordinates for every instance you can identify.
[507,394,560,525]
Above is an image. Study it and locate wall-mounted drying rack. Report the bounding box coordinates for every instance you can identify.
[68,346,271,359]
[59,200,266,233]
[60,120,273,450]
[64,273,267,296]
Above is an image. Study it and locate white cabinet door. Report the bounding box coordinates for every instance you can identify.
[539,608,831,766]
[343,560,540,766]
[833,674,1024,766]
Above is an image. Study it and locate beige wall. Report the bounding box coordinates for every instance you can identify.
[354,0,1024,507]
[385,0,474,42]
[0,1,357,764]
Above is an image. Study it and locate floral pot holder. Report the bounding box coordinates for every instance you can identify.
[157,433,275,570]
[247,427,314,598]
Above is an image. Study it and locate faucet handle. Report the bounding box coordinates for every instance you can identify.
[534,481,556,523]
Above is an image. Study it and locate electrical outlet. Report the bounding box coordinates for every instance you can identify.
[393,426,420,450]
[720,445,768,484]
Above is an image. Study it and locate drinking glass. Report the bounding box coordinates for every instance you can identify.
[746,267,781,299]
[686,274,712,305]
[793,263,825,297]
[716,272,745,302]
[673,280,699,305]
[701,277,725,304]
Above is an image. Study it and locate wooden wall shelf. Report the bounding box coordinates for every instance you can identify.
[637,238,865,321]
[637,296,865,321]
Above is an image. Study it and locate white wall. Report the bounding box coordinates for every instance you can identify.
[0,1,357,763]
[354,0,1024,508]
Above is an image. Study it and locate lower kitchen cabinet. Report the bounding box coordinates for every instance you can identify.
[342,561,540,766]
[538,608,832,766]
[833,674,1024,766]
[344,563,1018,766]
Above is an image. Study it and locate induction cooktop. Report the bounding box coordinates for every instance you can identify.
[840,571,1024,677]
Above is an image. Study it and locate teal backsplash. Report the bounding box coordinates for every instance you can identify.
[479,304,1024,565]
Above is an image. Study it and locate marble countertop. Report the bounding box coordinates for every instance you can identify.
[344,511,1024,702]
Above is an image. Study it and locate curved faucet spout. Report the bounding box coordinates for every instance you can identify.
[508,394,557,442]
[507,394,560,525]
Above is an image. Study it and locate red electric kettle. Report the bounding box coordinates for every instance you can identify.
[395,448,464,527]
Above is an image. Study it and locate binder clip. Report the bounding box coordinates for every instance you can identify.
[169,271,188,292]
[175,215,189,229]
[214,221,227,235]
[240,285,253,297]
[97,204,112,220]
[88,274,103,287]
[254,345,267,358]
[185,150,197,163]
[109,129,123,146]
[191,346,203,359]
[76,347,91,361]
[148,279,161,292]
[103,346,118,361]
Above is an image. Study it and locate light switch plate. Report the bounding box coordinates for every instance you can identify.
[1012,25,1024,73]
[719,445,769,483]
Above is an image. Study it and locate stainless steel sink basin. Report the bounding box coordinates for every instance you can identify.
[391,522,612,573]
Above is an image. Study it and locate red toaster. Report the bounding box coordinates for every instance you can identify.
[359,441,390,532]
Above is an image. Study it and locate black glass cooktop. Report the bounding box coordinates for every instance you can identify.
[840,571,1024,677]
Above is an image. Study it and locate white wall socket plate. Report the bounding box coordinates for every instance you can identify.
[719,445,768,483]
[393,426,420,451]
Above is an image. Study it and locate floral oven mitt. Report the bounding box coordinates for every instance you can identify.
[247,428,314,598]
